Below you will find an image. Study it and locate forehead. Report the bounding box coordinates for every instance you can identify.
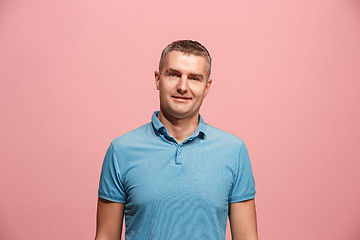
[163,51,208,74]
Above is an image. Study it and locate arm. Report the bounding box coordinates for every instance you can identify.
[95,197,125,240]
[228,198,258,240]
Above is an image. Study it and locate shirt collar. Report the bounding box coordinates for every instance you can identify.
[151,111,207,138]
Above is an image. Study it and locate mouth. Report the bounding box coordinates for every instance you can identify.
[172,96,192,102]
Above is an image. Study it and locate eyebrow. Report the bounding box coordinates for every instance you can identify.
[166,68,180,74]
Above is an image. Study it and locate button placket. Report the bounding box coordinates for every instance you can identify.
[174,132,201,165]
[175,144,183,165]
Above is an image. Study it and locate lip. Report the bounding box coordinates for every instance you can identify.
[172,96,192,102]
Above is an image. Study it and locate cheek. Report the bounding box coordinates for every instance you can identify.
[189,84,206,95]
[159,86,172,99]
[160,82,176,93]
[160,85,170,93]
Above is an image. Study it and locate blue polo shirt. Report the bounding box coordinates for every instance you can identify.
[98,111,255,240]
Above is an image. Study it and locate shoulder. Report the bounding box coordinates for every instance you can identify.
[204,123,245,148]
[110,122,154,150]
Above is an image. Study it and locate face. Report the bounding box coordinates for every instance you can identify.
[155,51,212,120]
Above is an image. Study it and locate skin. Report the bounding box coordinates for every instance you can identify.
[95,50,258,240]
[154,50,212,143]
[229,199,259,240]
[95,198,124,240]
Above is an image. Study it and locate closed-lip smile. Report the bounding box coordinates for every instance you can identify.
[172,96,192,102]
[172,96,191,100]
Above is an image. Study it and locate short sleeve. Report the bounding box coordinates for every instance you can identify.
[228,142,256,203]
[98,143,126,203]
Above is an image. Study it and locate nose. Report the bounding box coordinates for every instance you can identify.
[177,76,188,94]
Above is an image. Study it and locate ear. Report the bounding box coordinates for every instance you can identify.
[204,78,213,98]
[154,70,160,90]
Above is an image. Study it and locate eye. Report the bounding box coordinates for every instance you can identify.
[168,72,178,77]
[190,77,200,81]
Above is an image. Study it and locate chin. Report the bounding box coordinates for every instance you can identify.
[174,110,198,119]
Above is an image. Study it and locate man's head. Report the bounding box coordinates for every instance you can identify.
[159,40,212,79]
[155,40,212,120]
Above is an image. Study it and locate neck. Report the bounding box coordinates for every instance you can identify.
[158,111,199,144]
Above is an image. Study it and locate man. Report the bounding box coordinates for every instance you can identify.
[95,40,258,240]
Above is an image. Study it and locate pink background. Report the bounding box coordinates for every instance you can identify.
[1,0,360,239]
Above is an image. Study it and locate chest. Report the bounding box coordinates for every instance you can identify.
[121,143,237,211]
